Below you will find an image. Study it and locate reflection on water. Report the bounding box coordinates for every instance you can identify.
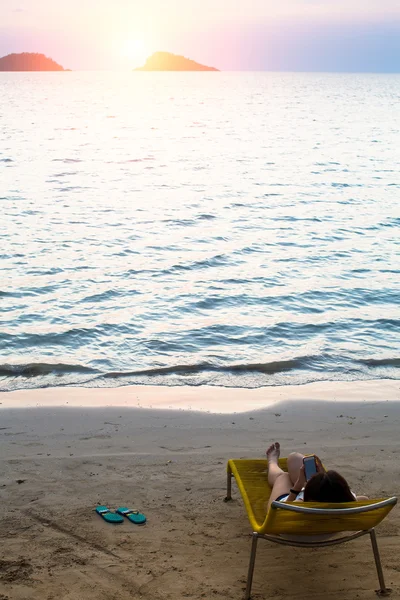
[1,72,399,392]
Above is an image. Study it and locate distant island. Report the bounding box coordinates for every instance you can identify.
[135,52,219,72]
[0,53,67,71]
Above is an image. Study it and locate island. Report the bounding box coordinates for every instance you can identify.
[0,53,66,71]
[135,52,219,72]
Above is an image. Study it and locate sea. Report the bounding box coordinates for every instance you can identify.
[1,71,399,393]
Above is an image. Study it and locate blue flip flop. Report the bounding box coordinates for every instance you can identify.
[96,506,124,523]
[116,507,146,525]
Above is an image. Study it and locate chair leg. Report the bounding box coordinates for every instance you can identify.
[224,470,233,502]
[244,533,258,600]
[370,529,391,596]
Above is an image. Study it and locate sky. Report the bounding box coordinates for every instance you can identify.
[1,0,400,71]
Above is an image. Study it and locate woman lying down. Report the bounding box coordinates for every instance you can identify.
[266,442,368,510]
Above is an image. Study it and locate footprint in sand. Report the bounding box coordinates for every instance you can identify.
[0,559,33,583]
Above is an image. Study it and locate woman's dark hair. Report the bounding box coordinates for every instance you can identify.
[304,470,355,503]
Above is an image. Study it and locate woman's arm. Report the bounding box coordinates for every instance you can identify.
[287,464,306,501]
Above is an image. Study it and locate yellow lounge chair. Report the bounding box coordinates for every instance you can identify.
[225,458,397,599]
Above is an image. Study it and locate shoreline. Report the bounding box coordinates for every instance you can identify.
[0,378,399,413]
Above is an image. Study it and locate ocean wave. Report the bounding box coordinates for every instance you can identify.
[167,254,232,272]
[0,325,127,351]
[82,289,122,303]
[0,284,60,298]
[358,358,400,368]
[104,357,308,379]
[0,362,99,378]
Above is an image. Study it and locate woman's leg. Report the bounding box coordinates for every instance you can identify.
[266,442,293,509]
[287,452,305,486]
[266,442,284,486]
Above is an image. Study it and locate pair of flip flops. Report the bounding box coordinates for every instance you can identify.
[96,506,146,525]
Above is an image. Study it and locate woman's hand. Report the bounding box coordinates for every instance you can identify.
[294,464,306,490]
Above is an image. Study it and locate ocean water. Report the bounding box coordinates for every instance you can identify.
[1,71,399,393]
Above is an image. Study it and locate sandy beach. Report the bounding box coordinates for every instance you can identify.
[0,379,399,599]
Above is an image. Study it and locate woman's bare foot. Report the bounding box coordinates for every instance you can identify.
[266,442,280,463]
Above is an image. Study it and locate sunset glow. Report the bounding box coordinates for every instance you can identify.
[119,38,149,67]
[1,0,399,71]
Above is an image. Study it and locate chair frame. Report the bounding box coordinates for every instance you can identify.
[226,470,397,599]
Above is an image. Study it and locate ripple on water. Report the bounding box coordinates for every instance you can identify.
[1,72,399,392]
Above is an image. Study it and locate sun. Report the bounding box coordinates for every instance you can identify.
[120,38,149,67]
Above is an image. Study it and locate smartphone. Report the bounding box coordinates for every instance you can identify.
[303,455,318,481]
